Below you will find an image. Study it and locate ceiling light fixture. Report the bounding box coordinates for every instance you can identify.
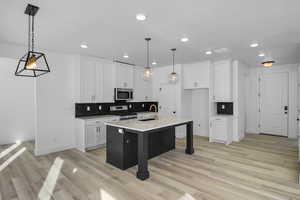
[168,48,178,83]
[80,43,88,49]
[250,43,259,48]
[136,13,146,21]
[262,59,275,67]
[152,61,157,65]
[143,38,152,81]
[258,53,265,57]
[15,4,50,77]
[205,50,212,55]
[123,54,129,58]
[180,37,189,42]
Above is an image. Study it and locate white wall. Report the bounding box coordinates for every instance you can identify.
[245,64,298,139]
[35,52,77,155]
[0,57,35,144]
[0,42,77,154]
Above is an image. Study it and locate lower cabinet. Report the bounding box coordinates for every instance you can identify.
[85,122,106,150]
[209,116,233,145]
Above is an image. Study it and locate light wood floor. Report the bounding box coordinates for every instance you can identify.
[0,134,299,200]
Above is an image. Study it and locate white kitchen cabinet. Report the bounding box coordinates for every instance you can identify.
[133,67,152,101]
[85,124,101,149]
[102,60,116,102]
[209,116,233,145]
[213,60,232,102]
[76,116,119,152]
[80,56,103,102]
[183,61,210,89]
[116,63,133,88]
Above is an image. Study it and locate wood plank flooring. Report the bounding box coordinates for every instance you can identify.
[0,134,299,200]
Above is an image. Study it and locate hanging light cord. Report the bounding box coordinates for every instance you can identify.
[171,48,176,72]
[28,15,31,52]
[146,39,149,68]
[31,15,34,52]
[172,50,175,72]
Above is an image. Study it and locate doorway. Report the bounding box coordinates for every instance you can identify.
[259,72,289,136]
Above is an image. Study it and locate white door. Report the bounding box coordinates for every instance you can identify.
[158,83,176,116]
[260,72,288,136]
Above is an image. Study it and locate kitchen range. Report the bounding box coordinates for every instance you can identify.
[75,88,194,181]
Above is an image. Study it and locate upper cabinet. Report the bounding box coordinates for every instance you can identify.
[116,63,134,89]
[183,61,210,89]
[212,60,232,102]
[79,56,115,103]
[80,57,103,102]
[78,56,136,103]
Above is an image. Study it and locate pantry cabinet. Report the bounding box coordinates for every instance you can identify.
[183,61,210,89]
[212,60,232,102]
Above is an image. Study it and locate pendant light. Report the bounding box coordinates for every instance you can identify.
[168,48,178,83]
[15,4,50,77]
[143,38,152,81]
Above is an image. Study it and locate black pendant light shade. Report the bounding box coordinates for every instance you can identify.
[15,4,50,77]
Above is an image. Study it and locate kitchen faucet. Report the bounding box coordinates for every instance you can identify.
[149,104,158,112]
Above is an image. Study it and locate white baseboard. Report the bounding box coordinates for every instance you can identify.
[35,144,75,156]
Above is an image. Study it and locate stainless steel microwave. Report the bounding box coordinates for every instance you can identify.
[114,88,133,101]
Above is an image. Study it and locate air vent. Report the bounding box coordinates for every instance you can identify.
[113,60,136,66]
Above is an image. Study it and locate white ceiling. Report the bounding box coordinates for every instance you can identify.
[1,0,300,67]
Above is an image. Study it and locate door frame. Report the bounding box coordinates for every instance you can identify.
[257,65,298,138]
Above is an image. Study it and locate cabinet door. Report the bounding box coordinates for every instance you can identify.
[183,61,210,89]
[95,60,104,102]
[85,124,98,148]
[116,63,133,88]
[213,61,232,101]
[210,119,227,141]
[80,58,96,102]
[102,61,116,102]
[98,124,106,145]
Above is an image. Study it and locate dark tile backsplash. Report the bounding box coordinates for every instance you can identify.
[75,101,158,117]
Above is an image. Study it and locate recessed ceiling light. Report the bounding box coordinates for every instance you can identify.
[258,53,265,57]
[205,50,212,55]
[80,43,88,49]
[123,54,129,58]
[250,43,259,48]
[180,37,189,42]
[136,13,146,21]
[152,61,157,65]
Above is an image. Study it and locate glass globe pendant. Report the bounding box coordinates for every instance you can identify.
[168,48,178,83]
[143,38,152,81]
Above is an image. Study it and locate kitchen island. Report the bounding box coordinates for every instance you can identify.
[105,116,194,180]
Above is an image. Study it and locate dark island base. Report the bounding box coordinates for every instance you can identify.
[106,126,175,170]
[106,121,194,181]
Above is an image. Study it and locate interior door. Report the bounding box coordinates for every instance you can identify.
[260,72,288,136]
[158,83,176,116]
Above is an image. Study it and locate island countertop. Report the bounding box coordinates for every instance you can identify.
[105,116,192,132]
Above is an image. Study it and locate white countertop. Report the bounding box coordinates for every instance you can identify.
[77,112,157,121]
[105,116,192,132]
